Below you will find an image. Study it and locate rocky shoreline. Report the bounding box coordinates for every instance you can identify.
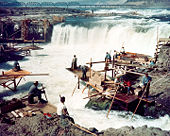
[0,114,169,136]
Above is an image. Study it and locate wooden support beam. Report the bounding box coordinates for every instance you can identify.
[90,58,92,78]
[83,92,102,99]
[82,84,87,93]
[86,82,103,93]
[72,82,78,96]
[70,122,97,136]
[78,77,80,89]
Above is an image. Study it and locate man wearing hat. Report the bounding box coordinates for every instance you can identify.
[28,81,45,104]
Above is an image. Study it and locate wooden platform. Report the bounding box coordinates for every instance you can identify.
[0,69,31,91]
[115,93,138,104]
[4,69,31,78]
[4,101,56,119]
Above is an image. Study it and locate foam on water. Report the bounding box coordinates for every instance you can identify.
[0,9,170,131]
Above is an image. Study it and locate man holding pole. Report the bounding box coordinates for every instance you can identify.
[142,73,152,98]
[28,81,47,104]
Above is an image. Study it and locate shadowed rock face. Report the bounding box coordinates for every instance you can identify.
[157,45,170,71]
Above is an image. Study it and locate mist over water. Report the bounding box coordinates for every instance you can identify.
[0,8,170,131]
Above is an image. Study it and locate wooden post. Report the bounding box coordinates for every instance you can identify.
[78,77,80,89]
[104,61,107,81]
[112,69,113,79]
[13,78,17,91]
[112,56,115,68]
[90,58,92,78]
[44,19,47,42]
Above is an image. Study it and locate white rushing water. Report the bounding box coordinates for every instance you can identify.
[0,8,170,131]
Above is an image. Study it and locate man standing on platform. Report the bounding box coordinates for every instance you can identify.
[105,52,111,63]
[71,55,77,69]
[142,73,152,98]
[81,65,87,80]
[120,46,126,55]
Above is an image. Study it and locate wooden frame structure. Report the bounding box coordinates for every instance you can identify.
[0,69,49,91]
[66,53,155,117]
[0,69,31,91]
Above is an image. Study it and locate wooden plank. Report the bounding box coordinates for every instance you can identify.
[3,69,31,78]
[104,80,120,85]
[159,38,170,43]
[105,93,138,104]
[116,94,138,103]
[86,82,103,93]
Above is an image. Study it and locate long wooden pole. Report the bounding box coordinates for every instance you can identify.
[72,82,78,96]
[41,84,48,102]
[131,83,149,120]
[88,85,90,97]
[83,92,101,99]
[82,84,87,93]
[70,122,97,136]
[106,87,119,118]
[157,26,159,47]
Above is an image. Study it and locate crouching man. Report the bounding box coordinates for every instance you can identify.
[28,81,47,104]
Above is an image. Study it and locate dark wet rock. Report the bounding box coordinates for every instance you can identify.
[89,127,98,133]
[103,125,169,136]
[85,97,110,110]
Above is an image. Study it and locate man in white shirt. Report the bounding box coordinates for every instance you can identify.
[57,96,74,123]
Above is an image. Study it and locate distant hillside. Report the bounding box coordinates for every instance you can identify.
[0,0,17,2]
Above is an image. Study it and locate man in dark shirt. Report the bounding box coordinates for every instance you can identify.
[13,61,21,72]
[28,81,45,104]
[142,73,152,98]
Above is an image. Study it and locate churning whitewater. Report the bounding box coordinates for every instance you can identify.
[0,8,170,131]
